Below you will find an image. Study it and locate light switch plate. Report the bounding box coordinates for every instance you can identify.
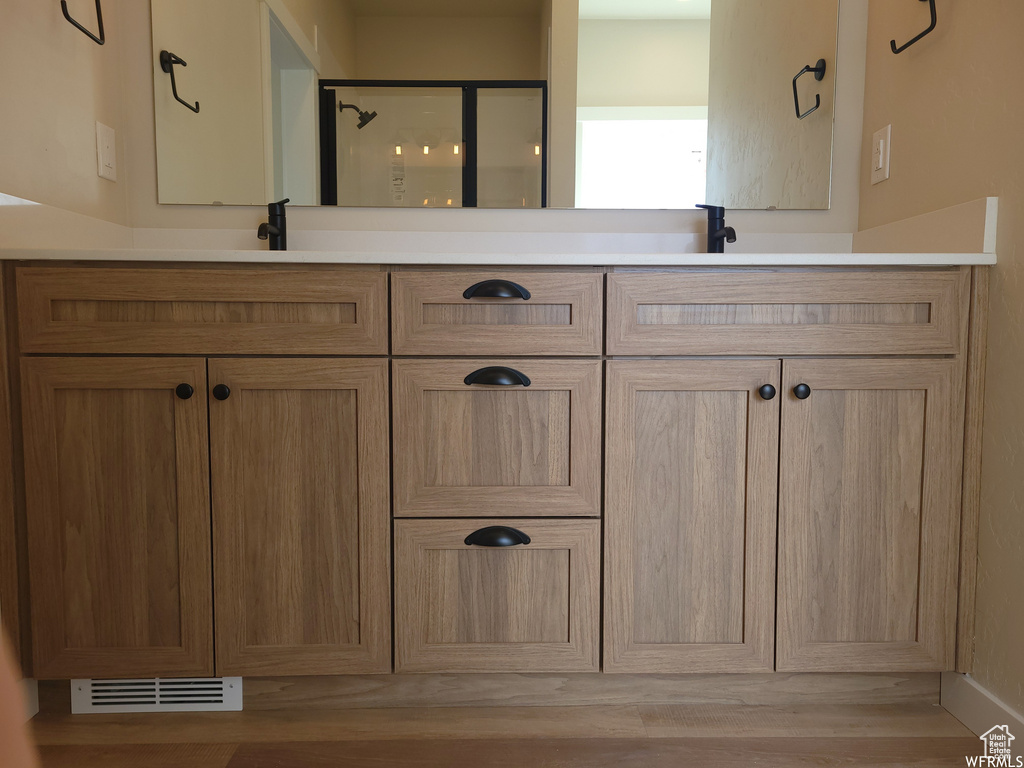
[871,124,891,185]
[96,122,117,182]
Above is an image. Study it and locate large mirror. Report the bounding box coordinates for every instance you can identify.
[152,0,839,210]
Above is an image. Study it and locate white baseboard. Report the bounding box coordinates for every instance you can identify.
[941,672,1024,736]
[22,679,38,722]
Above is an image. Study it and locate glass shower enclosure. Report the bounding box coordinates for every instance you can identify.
[319,81,547,208]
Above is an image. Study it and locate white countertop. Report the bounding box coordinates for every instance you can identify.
[0,249,998,266]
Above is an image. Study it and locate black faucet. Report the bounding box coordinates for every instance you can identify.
[697,204,737,254]
[258,198,290,251]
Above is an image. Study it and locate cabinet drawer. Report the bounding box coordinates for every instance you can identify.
[608,269,968,356]
[393,359,602,517]
[392,271,603,355]
[17,267,388,355]
[395,519,600,673]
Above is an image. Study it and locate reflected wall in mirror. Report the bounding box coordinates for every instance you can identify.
[151,0,839,210]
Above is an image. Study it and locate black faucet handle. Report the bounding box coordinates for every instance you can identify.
[697,203,726,218]
[267,198,290,215]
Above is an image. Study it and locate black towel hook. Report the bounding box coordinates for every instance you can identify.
[159,50,200,113]
[891,0,937,54]
[60,0,104,45]
[792,59,827,120]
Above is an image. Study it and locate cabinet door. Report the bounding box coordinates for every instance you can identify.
[777,359,962,671]
[209,359,390,675]
[395,519,600,672]
[605,360,780,673]
[393,359,602,517]
[22,358,211,679]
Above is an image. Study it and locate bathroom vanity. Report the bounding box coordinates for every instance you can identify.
[1,255,989,682]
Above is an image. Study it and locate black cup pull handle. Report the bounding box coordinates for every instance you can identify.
[464,526,532,547]
[175,383,194,400]
[793,383,812,400]
[758,384,777,401]
[463,279,531,300]
[464,367,531,387]
[212,384,231,401]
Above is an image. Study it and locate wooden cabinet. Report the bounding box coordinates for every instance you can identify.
[21,355,392,679]
[22,358,213,679]
[10,263,980,680]
[392,359,602,517]
[15,264,392,679]
[394,519,600,672]
[776,359,962,672]
[606,356,964,674]
[604,360,780,673]
[209,359,391,676]
[606,267,974,674]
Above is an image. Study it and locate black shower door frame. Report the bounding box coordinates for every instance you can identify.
[319,79,548,208]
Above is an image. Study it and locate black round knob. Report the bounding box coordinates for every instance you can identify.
[175,383,194,400]
[758,384,776,401]
[793,383,811,400]
[212,384,231,401]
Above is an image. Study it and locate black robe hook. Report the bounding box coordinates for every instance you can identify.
[159,50,200,113]
[60,0,105,45]
[891,0,937,54]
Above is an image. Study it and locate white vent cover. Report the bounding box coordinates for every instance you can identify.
[71,678,243,714]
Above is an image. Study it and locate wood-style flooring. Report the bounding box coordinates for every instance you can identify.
[29,676,982,767]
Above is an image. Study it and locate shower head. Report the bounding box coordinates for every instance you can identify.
[340,102,378,129]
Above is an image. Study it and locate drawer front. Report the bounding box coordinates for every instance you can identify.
[392,271,603,355]
[17,267,388,355]
[393,359,602,517]
[395,518,600,673]
[608,269,968,356]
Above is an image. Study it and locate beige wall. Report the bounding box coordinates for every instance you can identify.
[355,17,542,80]
[2,0,129,225]
[859,0,1024,714]
[577,20,710,108]
[280,0,356,78]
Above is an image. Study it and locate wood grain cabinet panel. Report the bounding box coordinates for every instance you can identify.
[776,359,963,672]
[394,519,600,672]
[392,271,603,355]
[604,360,780,673]
[22,358,212,679]
[209,359,391,675]
[607,269,968,356]
[393,359,602,517]
[16,267,388,355]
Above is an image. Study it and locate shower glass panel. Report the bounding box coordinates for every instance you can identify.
[332,86,463,208]
[477,88,545,209]
[320,81,547,208]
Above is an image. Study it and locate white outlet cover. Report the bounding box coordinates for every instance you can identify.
[871,124,891,185]
[96,122,117,182]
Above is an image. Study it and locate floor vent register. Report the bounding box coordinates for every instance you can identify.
[70,678,243,714]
